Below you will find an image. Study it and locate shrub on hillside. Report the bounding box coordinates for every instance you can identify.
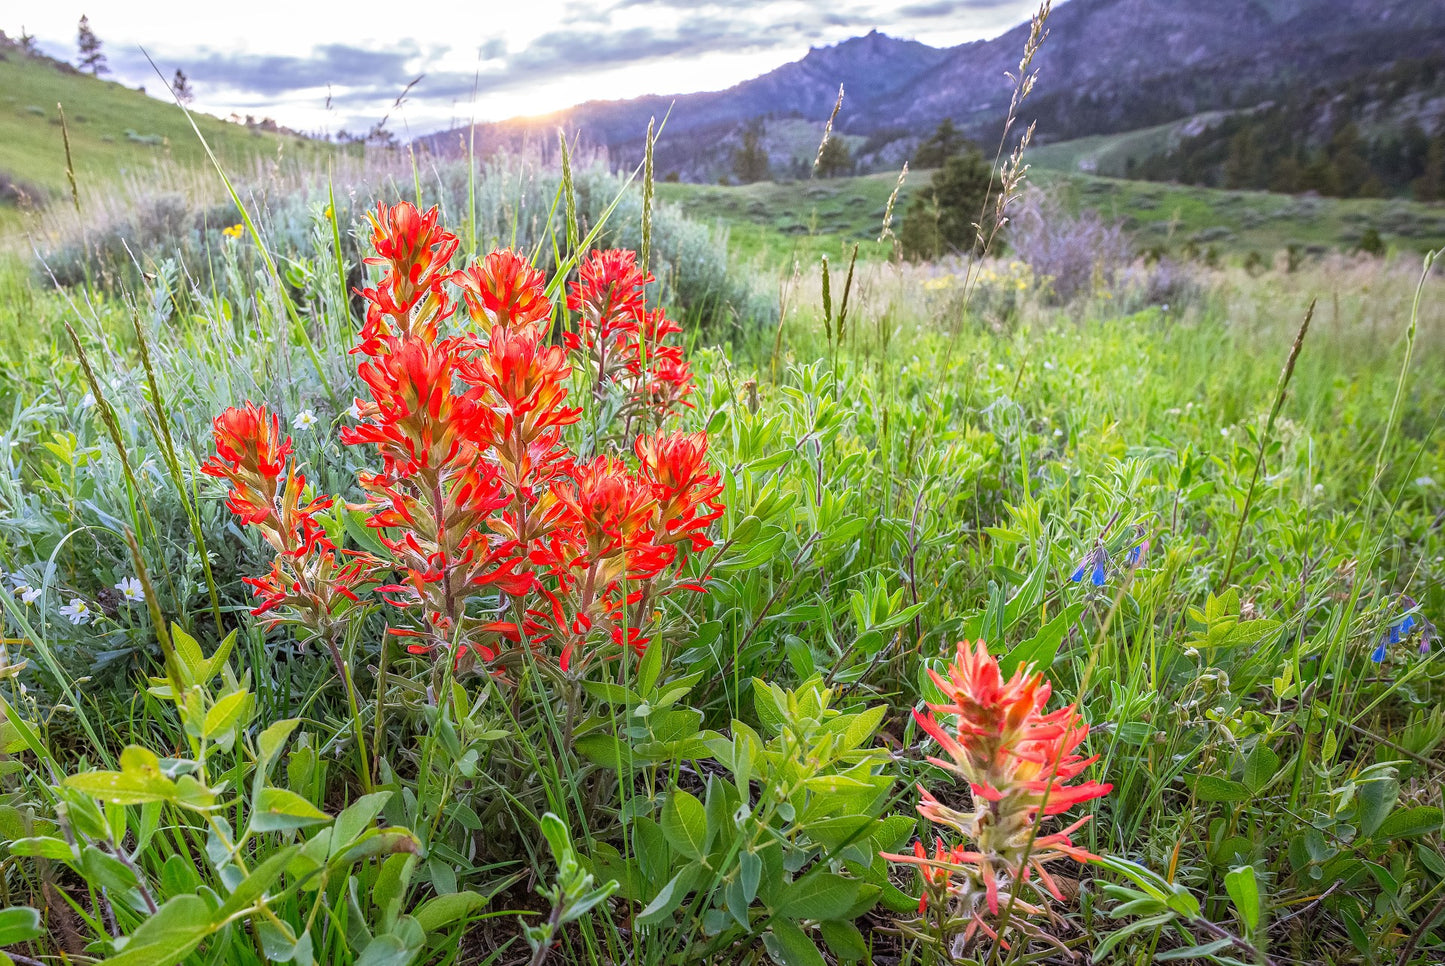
[37,157,771,338]
[899,150,996,261]
[1007,188,1133,303]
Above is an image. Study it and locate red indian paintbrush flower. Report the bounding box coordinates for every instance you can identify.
[202,403,376,626]
[636,429,724,556]
[883,640,1111,952]
[354,202,459,355]
[451,249,553,331]
[201,403,329,557]
[566,248,649,354]
[208,202,724,675]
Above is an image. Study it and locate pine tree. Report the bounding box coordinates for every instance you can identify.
[731,120,770,184]
[899,150,995,261]
[172,68,195,105]
[815,136,852,179]
[76,15,107,76]
[913,119,968,169]
[1413,133,1444,202]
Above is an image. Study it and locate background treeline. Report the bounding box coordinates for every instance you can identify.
[1127,56,1445,200]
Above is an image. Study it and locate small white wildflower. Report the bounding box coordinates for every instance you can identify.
[16,584,41,605]
[995,363,1006,372]
[292,409,319,431]
[80,392,97,409]
[59,599,92,625]
[1165,407,1182,416]
[1416,476,1436,488]
[1162,303,1170,312]
[1220,428,1229,437]
[114,576,145,603]
[1053,428,1063,437]
[1043,360,1055,371]
[347,401,362,420]
[1313,484,1325,496]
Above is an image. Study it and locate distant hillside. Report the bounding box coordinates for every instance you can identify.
[422,0,1445,183]
[0,35,332,213]
[1124,56,1445,200]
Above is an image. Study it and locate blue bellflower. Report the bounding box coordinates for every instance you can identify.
[1372,596,1434,662]
[1071,547,1109,587]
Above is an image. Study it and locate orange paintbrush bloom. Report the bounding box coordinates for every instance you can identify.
[450,249,552,331]
[887,640,1111,948]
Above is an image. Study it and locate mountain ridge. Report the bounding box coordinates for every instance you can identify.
[421,0,1445,182]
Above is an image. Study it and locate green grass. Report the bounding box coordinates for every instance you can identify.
[1027,113,1230,177]
[1,149,1444,963]
[656,171,910,265]
[0,49,335,227]
[658,162,1445,264]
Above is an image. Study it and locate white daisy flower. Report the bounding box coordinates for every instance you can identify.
[14,581,41,604]
[114,577,145,603]
[292,409,319,431]
[59,599,92,625]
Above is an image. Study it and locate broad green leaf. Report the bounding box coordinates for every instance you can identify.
[819,919,868,961]
[8,836,74,861]
[250,787,330,833]
[331,792,394,857]
[1000,603,1081,677]
[763,918,826,966]
[740,849,762,905]
[0,907,42,946]
[775,873,871,921]
[414,891,487,933]
[356,932,420,966]
[257,718,301,773]
[575,734,632,772]
[661,790,707,860]
[65,745,178,805]
[1243,742,1280,795]
[202,690,251,740]
[1376,806,1443,840]
[1193,775,1249,803]
[630,816,668,882]
[1356,775,1400,839]
[200,629,239,685]
[98,894,214,966]
[638,866,699,925]
[169,624,206,686]
[1224,865,1261,932]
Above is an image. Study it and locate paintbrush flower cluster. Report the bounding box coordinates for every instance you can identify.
[204,201,722,674]
[884,640,1111,952]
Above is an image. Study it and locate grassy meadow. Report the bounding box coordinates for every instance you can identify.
[0,47,336,233]
[0,93,1442,966]
[659,166,1445,267]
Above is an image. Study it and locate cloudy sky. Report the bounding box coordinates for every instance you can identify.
[17,1,1043,136]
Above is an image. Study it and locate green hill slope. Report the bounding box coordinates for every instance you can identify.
[658,165,1445,265]
[0,47,332,214]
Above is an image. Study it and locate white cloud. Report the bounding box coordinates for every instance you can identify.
[15,0,1044,133]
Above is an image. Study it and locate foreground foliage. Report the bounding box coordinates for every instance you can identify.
[0,164,1442,965]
